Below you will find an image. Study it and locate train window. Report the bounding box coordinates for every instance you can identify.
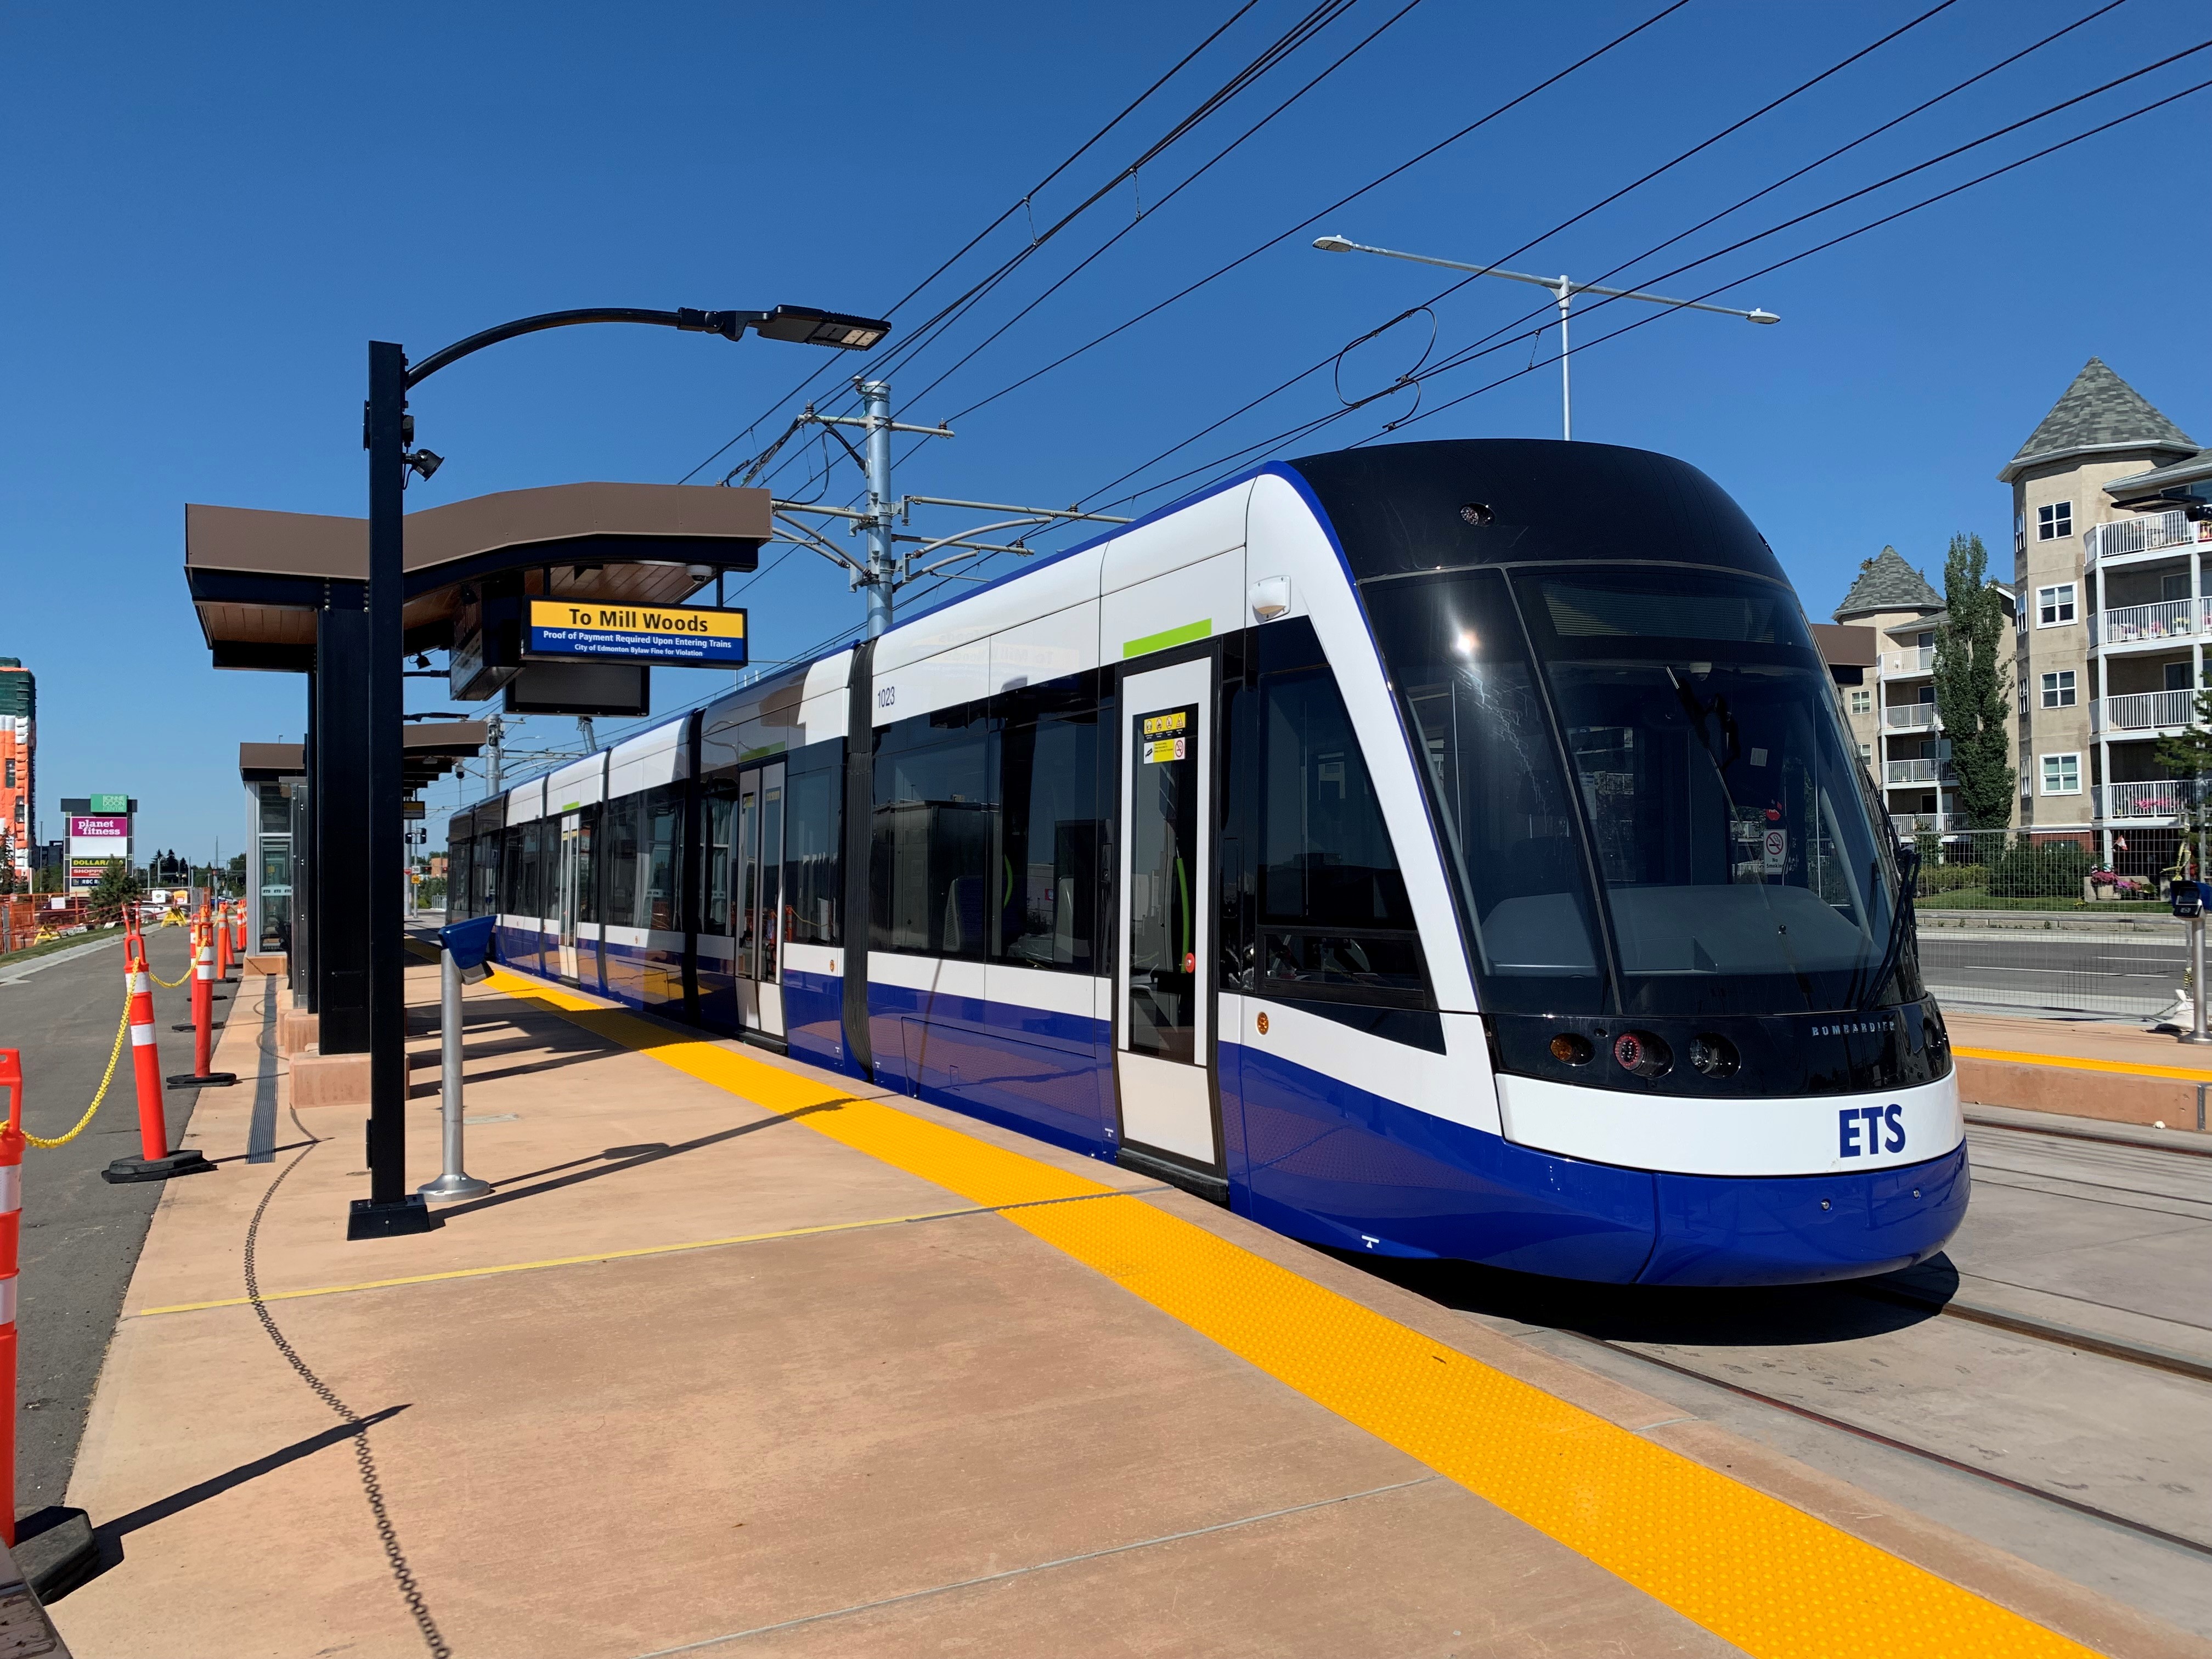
[573,805,599,926]
[872,703,992,958]
[1251,633,1429,1008]
[995,670,1102,973]
[702,787,735,936]
[449,838,472,921]
[517,820,546,919]
[783,741,843,945]
[603,793,640,927]
[475,832,500,916]
[1517,565,1906,1017]
[643,785,684,932]
[1363,572,1605,1015]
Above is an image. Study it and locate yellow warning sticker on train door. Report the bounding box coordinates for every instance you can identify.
[1142,712,1188,736]
[1144,737,1187,764]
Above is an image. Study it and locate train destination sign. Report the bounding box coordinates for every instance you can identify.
[524,600,748,669]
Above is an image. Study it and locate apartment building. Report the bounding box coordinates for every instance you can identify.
[2000,358,2205,870]
[1830,546,2015,833]
[0,659,31,875]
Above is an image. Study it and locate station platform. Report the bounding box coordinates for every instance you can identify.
[50,961,2210,1658]
[1948,1010,2212,1132]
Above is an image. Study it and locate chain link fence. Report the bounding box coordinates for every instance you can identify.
[1908,825,2190,1018]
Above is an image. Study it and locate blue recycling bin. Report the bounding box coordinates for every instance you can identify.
[438,915,496,980]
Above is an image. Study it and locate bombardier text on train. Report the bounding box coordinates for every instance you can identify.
[455,440,1964,1289]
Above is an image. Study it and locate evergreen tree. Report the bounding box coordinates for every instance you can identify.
[85,857,144,924]
[1931,533,2016,830]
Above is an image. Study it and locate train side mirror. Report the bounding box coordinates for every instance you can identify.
[2171,879,2203,919]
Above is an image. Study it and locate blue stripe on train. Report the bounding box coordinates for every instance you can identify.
[482,941,1967,1286]
[1226,1042,1968,1286]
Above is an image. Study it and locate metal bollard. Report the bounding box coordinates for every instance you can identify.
[417,943,490,1202]
[2187,914,2212,1047]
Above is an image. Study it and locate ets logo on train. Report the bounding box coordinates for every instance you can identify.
[1837,1104,1906,1158]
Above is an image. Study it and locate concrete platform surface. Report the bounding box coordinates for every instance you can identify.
[50,963,2210,1659]
[1947,1011,2212,1131]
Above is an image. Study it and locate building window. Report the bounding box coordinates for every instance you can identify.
[2018,685,2029,716]
[2165,661,2193,693]
[2036,584,2076,627]
[2,759,11,788]
[1857,742,1872,762]
[2036,501,2073,540]
[1848,689,1871,714]
[2040,753,2081,795]
[2040,670,2076,708]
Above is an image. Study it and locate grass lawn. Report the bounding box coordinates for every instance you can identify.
[0,923,126,971]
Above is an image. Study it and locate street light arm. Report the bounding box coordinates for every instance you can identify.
[405,308,765,388]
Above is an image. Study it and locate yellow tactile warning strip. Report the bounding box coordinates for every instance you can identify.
[1956,1043,2212,1083]
[483,968,2095,1659]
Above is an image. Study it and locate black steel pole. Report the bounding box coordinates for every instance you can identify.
[349,341,433,1239]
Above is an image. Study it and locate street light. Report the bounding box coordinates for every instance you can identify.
[351,300,889,1240]
[1313,234,1778,441]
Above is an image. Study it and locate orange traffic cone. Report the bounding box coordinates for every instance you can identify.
[103,926,217,1182]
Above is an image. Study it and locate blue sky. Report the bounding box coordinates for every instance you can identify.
[4,0,2207,861]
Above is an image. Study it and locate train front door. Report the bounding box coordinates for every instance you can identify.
[555,812,583,981]
[734,762,786,1038]
[1114,659,1220,1171]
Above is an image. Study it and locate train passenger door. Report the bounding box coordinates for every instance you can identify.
[1115,659,1220,1169]
[734,763,786,1038]
[555,812,582,981]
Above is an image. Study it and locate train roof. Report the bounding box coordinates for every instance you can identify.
[1284,439,1786,585]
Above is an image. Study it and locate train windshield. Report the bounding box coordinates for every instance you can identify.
[1365,566,1908,1018]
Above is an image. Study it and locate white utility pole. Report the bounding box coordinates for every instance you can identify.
[1313,235,1780,441]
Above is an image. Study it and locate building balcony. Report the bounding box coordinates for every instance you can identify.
[2091,596,2209,647]
[1889,812,1961,836]
[1880,646,1935,676]
[2091,690,2198,735]
[2085,510,2207,566]
[1883,704,1940,731]
[1884,759,1949,785]
[2102,780,2190,820]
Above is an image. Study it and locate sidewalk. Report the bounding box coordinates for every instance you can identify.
[49,962,2207,1658]
[1948,1010,2212,1131]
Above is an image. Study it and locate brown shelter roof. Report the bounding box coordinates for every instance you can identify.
[189,482,771,671]
[239,721,486,791]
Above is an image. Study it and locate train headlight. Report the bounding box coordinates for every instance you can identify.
[1549,1033,1593,1065]
[1689,1034,1740,1079]
[1612,1030,1672,1078]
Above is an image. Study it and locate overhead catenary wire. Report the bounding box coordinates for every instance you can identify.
[1070,9,2203,518]
[1074,55,2212,524]
[679,0,1335,489]
[752,0,1694,511]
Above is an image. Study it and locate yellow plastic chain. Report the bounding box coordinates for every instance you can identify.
[146,927,198,989]
[20,977,132,1149]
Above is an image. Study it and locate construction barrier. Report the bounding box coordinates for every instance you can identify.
[103,922,215,1183]
[166,914,236,1093]
[215,905,232,982]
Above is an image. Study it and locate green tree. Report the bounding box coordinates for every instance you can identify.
[2154,689,2212,879]
[1931,533,2016,830]
[85,857,144,925]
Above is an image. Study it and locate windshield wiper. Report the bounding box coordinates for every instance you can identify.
[1857,842,1922,1010]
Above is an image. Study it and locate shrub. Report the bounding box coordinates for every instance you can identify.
[1985,838,2093,899]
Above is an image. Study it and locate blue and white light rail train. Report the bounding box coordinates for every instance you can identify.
[448,439,1965,1286]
